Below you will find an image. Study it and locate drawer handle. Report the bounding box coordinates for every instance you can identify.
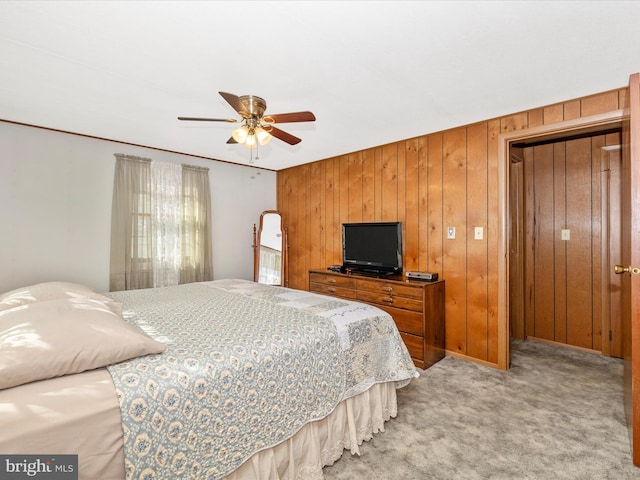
[382,297,394,303]
[382,286,393,292]
[328,279,337,284]
[327,287,336,293]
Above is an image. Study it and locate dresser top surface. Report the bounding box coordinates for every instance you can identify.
[309,269,444,286]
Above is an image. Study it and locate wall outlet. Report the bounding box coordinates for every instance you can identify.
[474,226,484,240]
[447,226,456,239]
[561,229,570,241]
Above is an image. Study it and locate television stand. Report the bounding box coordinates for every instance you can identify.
[309,269,445,369]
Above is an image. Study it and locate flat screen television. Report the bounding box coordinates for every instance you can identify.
[342,222,403,275]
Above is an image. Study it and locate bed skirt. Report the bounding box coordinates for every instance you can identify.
[223,381,398,480]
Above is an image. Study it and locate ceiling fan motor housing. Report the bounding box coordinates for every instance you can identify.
[239,95,267,119]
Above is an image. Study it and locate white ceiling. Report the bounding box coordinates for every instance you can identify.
[2,1,640,171]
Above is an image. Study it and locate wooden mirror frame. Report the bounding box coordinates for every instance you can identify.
[253,210,288,287]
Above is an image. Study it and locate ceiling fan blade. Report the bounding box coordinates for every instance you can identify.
[226,137,238,144]
[263,111,316,124]
[219,91,251,118]
[178,116,238,122]
[268,126,302,145]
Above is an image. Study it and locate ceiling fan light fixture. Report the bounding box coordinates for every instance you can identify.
[232,125,249,143]
[256,127,272,145]
[244,128,257,147]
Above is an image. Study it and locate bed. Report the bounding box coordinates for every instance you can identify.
[0,279,417,479]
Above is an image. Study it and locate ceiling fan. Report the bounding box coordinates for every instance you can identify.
[178,91,316,148]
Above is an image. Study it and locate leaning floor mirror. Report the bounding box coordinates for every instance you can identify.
[253,210,288,287]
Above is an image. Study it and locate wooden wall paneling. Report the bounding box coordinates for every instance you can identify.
[277,86,626,368]
[466,122,489,360]
[604,135,623,358]
[283,168,298,289]
[397,142,407,258]
[565,138,594,349]
[528,109,544,129]
[404,138,420,272]
[309,161,323,273]
[607,132,622,147]
[501,112,528,134]
[381,144,398,221]
[591,135,605,352]
[443,127,468,354]
[338,154,350,250]
[348,152,363,223]
[331,158,342,266]
[543,104,564,125]
[285,167,297,288]
[532,144,556,341]
[553,142,568,344]
[487,119,501,364]
[509,157,524,340]
[581,91,621,118]
[322,160,333,268]
[605,130,623,349]
[277,169,287,230]
[299,165,311,290]
[564,100,581,121]
[524,147,536,338]
[427,133,443,276]
[600,143,612,357]
[374,147,383,221]
[278,169,292,283]
[618,88,627,114]
[417,136,428,273]
[362,149,376,222]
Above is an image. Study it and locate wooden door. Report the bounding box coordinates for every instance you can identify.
[622,72,640,466]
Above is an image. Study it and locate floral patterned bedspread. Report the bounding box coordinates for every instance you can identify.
[107,279,417,480]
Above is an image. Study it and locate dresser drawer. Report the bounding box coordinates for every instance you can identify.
[309,282,357,300]
[355,278,423,300]
[399,332,424,364]
[309,272,356,289]
[356,290,423,312]
[373,304,424,336]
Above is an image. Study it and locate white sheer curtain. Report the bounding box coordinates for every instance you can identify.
[110,155,213,291]
[151,161,182,288]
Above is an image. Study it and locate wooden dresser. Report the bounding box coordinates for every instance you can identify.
[309,269,445,369]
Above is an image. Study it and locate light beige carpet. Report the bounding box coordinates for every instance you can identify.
[324,339,639,479]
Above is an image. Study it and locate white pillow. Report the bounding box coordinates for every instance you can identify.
[0,281,117,312]
[0,297,166,390]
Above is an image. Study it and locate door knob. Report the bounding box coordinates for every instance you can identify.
[614,265,640,275]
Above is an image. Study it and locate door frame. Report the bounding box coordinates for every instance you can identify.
[496,110,624,369]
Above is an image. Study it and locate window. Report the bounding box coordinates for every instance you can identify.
[109,154,213,291]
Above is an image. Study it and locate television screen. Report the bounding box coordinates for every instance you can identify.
[342,222,402,274]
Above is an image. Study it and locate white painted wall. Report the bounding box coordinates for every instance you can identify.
[0,122,276,293]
